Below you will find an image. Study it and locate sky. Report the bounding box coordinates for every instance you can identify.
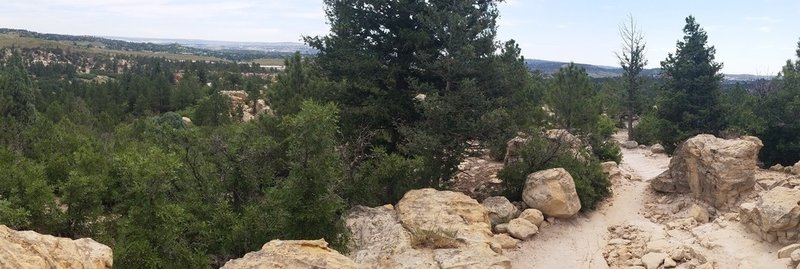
[2,0,799,74]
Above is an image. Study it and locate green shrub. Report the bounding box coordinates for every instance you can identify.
[596,114,617,139]
[591,140,622,163]
[497,135,611,211]
[632,113,661,146]
[344,149,424,207]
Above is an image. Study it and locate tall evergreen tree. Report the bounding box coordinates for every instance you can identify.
[306,0,513,184]
[657,16,724,153]
[616,16,647,140]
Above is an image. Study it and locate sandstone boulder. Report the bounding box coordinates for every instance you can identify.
[522,168,581,218]
[393,189,510,268]
[518,208,545,227]
[396,188,492,245]
[482,196,519,226]
[650,134,762,210]
[740,187,800,244]
[0,225,112,269]
[345,205,418,266]
[602,161,627,183]
[221,239,357,269]
[544,129,583,150]
[506,218,538,240]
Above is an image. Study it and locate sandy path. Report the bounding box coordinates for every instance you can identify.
[508,132,789,269]
[507,132,668,268]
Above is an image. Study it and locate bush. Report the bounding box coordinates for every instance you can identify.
[596,114,617,139]
[631,113,661,146]
[497,135,611,211]
[344,149,424,207]
[591,140,622,163]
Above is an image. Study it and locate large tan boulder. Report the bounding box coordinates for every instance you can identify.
[740,187,800,244]
[522,168,581,218]
[345,205,425,267]
[346,189,511,269]
[220,239,358,269]
[0,225,112,269]
[650,134,762,210]
[481,196,519,226]
[396,188,493,245]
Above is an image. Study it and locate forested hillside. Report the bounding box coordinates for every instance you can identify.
[1,1,799,269]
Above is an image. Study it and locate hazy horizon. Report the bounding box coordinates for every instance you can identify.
[2,0,799,74]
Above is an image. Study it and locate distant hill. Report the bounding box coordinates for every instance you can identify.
[0,28,306,62]
[103,36,316,55]
[525,59,772,82]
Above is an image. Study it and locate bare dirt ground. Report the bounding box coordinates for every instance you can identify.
[507,131,788,269]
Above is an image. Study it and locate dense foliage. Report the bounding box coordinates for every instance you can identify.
[12,6,800,269]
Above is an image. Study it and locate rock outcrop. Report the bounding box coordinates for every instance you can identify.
[650,134,763,210]
[0,225,112,269]
[347,189,511,269]
[739,187,800,244]
[522,168,581,218]
[219,90,271,122]
[220,239,358,269]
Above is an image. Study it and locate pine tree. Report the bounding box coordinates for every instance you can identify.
[616,16,647,140]
[657,16,724,153]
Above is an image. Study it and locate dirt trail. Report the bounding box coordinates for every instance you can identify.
[507,132,668,268]
[508,132,788,269]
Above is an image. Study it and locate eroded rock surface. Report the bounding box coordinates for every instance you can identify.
[650,134,762,210]
[220,239,358,269]
[0,225,112,269]
[740,187,800,244]
[347,189,511,269]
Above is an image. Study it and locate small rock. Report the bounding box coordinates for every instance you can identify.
[518,208,545,227]
[507,218,538,240]
[689,204,710,223]
[778,244,800,259]
[662,257,677,268]
[641,252,668,269]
